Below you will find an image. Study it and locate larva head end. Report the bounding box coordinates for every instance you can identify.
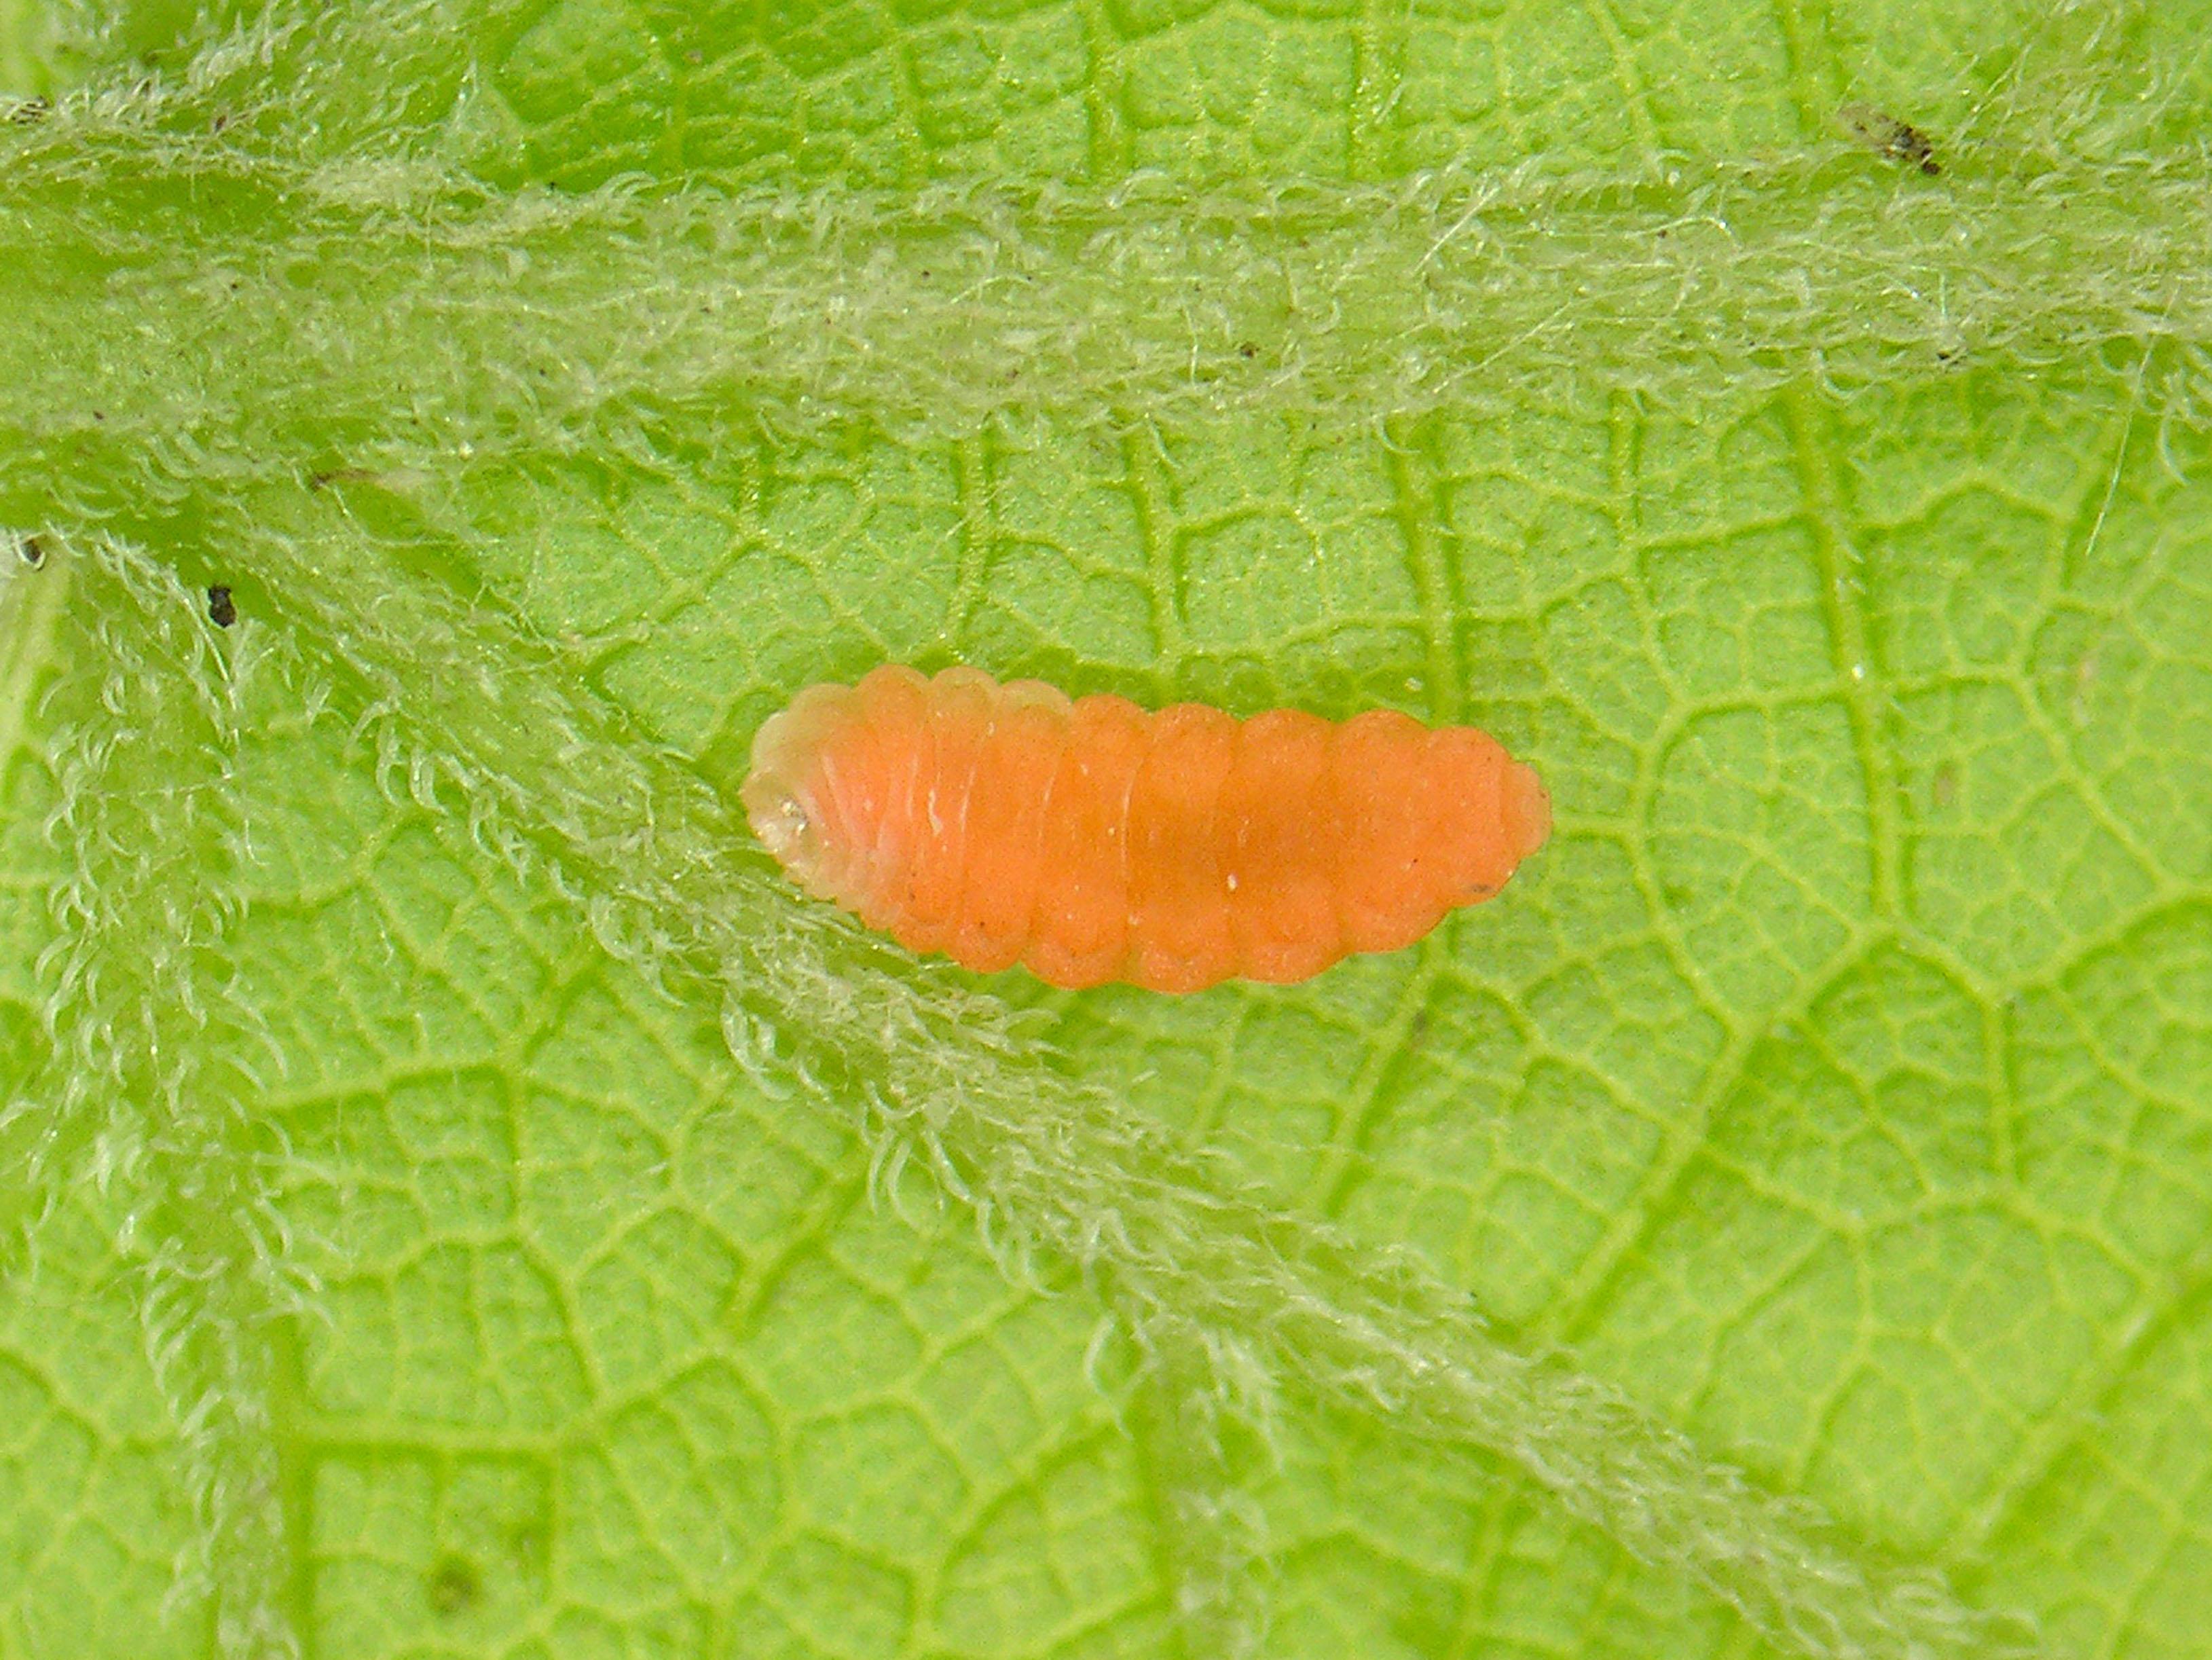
[743,684,856,891]
[743,779,822,874]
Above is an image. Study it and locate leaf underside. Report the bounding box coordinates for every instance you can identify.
[1,3,2209,1659]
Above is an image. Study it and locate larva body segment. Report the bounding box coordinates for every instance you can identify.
[1220,708,1340,986]
[743,665,1550,993]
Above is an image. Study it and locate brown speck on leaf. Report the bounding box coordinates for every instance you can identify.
[16,534,45,569]
[1932,762,1959,809]
[1837,103,1942,174]
[207,585,236,627]
[426,1556,480,1617]
[4,96,50,126]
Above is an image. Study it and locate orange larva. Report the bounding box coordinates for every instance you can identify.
[742,665,1551,994]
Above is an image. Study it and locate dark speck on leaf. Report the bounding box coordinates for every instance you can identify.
[1237,342,1259,359]
[17,534,45,569]
[5,96,50,125]
[1837,103,1942,174]
[426,1555,480,1617]
[207,585,236,627]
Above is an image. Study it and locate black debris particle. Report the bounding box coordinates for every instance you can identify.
[207,585,236,627]
[426,1555,481,1617]
[16,534,45,569]
[1837,103,1942,174]
[3,96,48,126]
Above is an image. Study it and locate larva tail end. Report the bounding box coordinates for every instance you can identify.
[1503,760,1551,862]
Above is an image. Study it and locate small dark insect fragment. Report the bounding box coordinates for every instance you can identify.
[1837,103,1941,174]
[16,534,45,569]
[207,585,236,627]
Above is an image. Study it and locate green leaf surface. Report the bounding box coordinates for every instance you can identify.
[1,2,2209,1659]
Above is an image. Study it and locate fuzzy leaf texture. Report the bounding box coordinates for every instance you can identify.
[1,1,2209,1658]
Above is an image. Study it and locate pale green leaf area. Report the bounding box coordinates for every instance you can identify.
[1,1,2211,1659]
